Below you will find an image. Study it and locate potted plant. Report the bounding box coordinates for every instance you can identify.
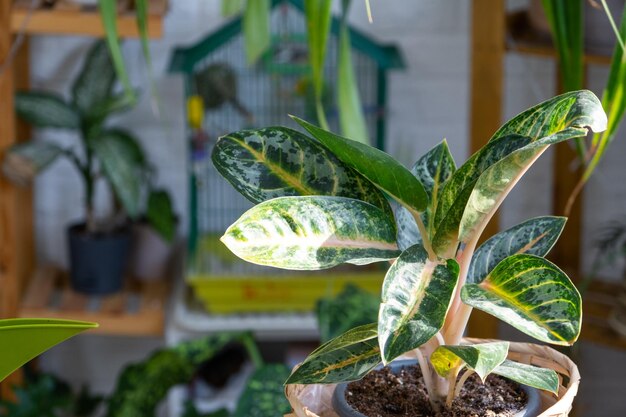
[1,40,176,294]
[210,90,607,416]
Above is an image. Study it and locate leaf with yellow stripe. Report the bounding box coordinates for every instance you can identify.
[221,196,400,270]
[211,127,390,215]
[285,323,380,384]
[430,342,509,381]
[461,254,581,345]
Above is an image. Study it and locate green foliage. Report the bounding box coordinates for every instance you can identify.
[492,360,559,394]
[243,0,271,64]
[213,90,606,405]
[4,41,175,235]
[147,189,177,242]
[233,364,292,417]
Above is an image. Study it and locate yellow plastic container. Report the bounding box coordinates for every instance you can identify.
[187,235,385,313]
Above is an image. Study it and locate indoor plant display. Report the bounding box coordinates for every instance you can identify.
[1,40,176,294]
[212,90,607,416]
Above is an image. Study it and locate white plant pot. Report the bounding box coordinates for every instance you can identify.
[130,222,175,282]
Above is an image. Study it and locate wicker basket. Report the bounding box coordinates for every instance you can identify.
[284,339,580,417]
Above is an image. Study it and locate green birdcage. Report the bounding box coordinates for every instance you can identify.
[168,0,404,314]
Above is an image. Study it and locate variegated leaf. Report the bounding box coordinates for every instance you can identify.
[461,254,581,345]
[221,196,400,270]
[431,134,532,255]
[490,90,607,143]
[468,216,566,284]
[285,323,380,384]
[430,342,509,381]
[15,92,80,129]
[211,127,390,215]
[459,126,603,245]
[395,141,456,249]
[378,244,460,363]
[293,116,429,213]
[492,359,559,394]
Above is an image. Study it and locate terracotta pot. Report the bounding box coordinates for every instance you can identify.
[129,222,175,282]
[529,0,625,55]
[284,339,580,417]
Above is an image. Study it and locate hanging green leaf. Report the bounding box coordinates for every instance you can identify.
[146,189,177,242]
[243,0,271,64]
[211,127,391,215]
[304,0,333,129]
[430,342,509,382]
[338,0,369,144]
[285,323,380,384]
[97,0,136,103]
[135,0,151,68]
[0,319,97,383]
[91,129,145,218]
[14,92,80,129]
[461,254,581,345]
[294,116,429,213]
[71,40,116,117]
[492,359,559,394]
[222,0,245,17]
[468,216,566,284]
[221,196,400,270]
[233,364,291,417]
[378,244,459,363]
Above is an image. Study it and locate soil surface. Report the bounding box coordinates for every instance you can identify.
[345,364,527,417]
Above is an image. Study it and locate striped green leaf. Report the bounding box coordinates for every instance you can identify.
[221,196,400,270]
[459,121,604,245]
[243,0,270,64]
[468,216,566,284]
[378,244,460,363]
[430,342,509,381]
[71,40,115,117]
[91,129,146,218]
[490,90,606,143]
[461,254,582,345]
[15,92,80,129]
[293,116,429,213]
[211,127,390,215]
[285,323,380,384]
[493,359,559,394]
[431,134,531,255]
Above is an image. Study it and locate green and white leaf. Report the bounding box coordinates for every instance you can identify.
[91,129,146,218]
[430,342,509,382]
[461,254,582,345]
[285,323,380,384]
[71,40,116,117]
[431,134,532,255]
[396,141,456,249]
[15,92,80,129]
[459,126,602,245]
[221,196,400,270]
[2,141,64,185]
[211,127,390,215]
[378,244,460,363]
[492,359,559,394]
[490,90,606,143]
[294,116,429,213]
[468,216,566,284]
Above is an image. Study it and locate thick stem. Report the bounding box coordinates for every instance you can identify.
[409,208,436,260]
[414,348,441,413]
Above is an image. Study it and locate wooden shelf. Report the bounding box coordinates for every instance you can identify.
[19,265,170,337]
[506,10,612,66]
[581,280,626,350]
[11,0,166,38]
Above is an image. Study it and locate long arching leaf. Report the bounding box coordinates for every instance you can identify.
[492,359,559,394]
[461,254,581,345]
[211,127,390,215]
[378,244,459,363]
[221,196,400,270]
[285,323,380,384]
[294,116,429,213]
[0,319,97,382]
[15,92,80,129]
[468,216,566,284]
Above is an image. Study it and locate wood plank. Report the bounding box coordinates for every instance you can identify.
[466,0,505,340]
[10,8,164,38]
[21,265,58,310]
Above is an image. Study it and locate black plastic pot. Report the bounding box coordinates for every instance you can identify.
[332,359,541,417]
[67,223,131,295]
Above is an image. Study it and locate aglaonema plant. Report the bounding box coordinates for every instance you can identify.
[211,90,607,411]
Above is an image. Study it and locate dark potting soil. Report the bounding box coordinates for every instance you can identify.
[345,364,527,417]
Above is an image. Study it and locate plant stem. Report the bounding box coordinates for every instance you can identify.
[414,348,440,413]
[410,208,436,260]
